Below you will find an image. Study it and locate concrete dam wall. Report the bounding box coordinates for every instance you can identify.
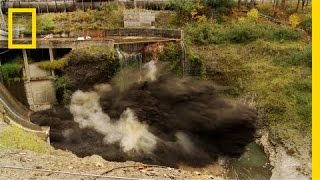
[0,82,49,140]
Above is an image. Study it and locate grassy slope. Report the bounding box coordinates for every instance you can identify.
[193,41,311,155]
[155,8,311,156]
[0,126,52,153]
[13,3,124,35]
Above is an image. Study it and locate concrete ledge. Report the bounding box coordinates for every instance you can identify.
[0,82,49,141]
[4,115,49,141]
[0,39,115,49]
[105,28,183,40]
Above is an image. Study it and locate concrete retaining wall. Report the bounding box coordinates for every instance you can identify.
[26,63,56,111]
[116,39,177,52]
[106,28,183,40]
[124,11,155,28]
[0,39,115,49]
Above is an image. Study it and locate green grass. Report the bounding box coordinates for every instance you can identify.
[13,2,124,35]
[0,126,52,153]
[0,63,22,84]
[192,40,311,153]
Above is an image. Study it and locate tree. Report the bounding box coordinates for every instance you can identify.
[296,0,301,12]
[203,0,235,13]
[251,0,256,7]
[273,0,279,17]
[301,0,307,9]
[280,0,286,10]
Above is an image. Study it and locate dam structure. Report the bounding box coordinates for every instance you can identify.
[0,28,185,139]
[0,2,184,140]
[0,28,183,110]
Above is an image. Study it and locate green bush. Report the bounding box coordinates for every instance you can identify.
[53,3,123,32]
[37,15,55,34]
[53,76,73,105]
[168,0,201,23]
[270,26,301,41]
[99,1,120,11]
[159,42,183,74]
[39,58,68,70]
[227,22,259,43]
[300,14,312,35]
[188,53,206,77]
[0,63,22,84]
[169,0,235,23]
[185,22,225,44]
[282,44,312,67]
[67,46,116,63]
[185,19,302,45]
[203,0,235,17]
[159,42,206,77]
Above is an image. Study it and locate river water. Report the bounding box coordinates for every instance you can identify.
[228,143,272,180]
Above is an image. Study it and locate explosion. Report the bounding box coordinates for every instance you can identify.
[66,61,257,166]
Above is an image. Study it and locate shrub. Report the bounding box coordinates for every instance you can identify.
[53,76,73,104]
[203,0,236,19]
[67,46,116,63]
[39,58,68,70]
[169,0,202,23]
[185,17,302,45]
[0,63,22,84]
[185,22,225,44]
[188,53,206,77]
[62,46,119,93]
[256,3,274,16]
[284,44,312,67]
[270,26,301,41]
[37,15,55,34]
[300,14,312,34]
[53,3,123,32]
[289,14,301,28]
[159,42,183,74]
[99,1,120,11]
[169,0,235,23]
[227,21,259,43]
[247,8,259,21]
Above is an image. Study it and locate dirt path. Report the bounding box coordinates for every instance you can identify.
[0,147,224,180]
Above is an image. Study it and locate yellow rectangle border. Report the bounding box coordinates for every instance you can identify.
[313,1,319,180]
[8,8,36,49]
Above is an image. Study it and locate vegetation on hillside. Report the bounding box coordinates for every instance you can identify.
[0,63,21,84]
[14,2,123,35]
[0,126,52,153]
[160,0,311,155]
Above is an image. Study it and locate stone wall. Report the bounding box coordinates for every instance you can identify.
[124,11,156,28]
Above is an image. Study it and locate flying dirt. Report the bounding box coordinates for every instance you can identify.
[32,61,257,167]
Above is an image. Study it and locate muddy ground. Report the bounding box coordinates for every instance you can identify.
[0,120,226,180]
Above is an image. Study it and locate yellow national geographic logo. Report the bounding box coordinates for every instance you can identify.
[8,8,37,49]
